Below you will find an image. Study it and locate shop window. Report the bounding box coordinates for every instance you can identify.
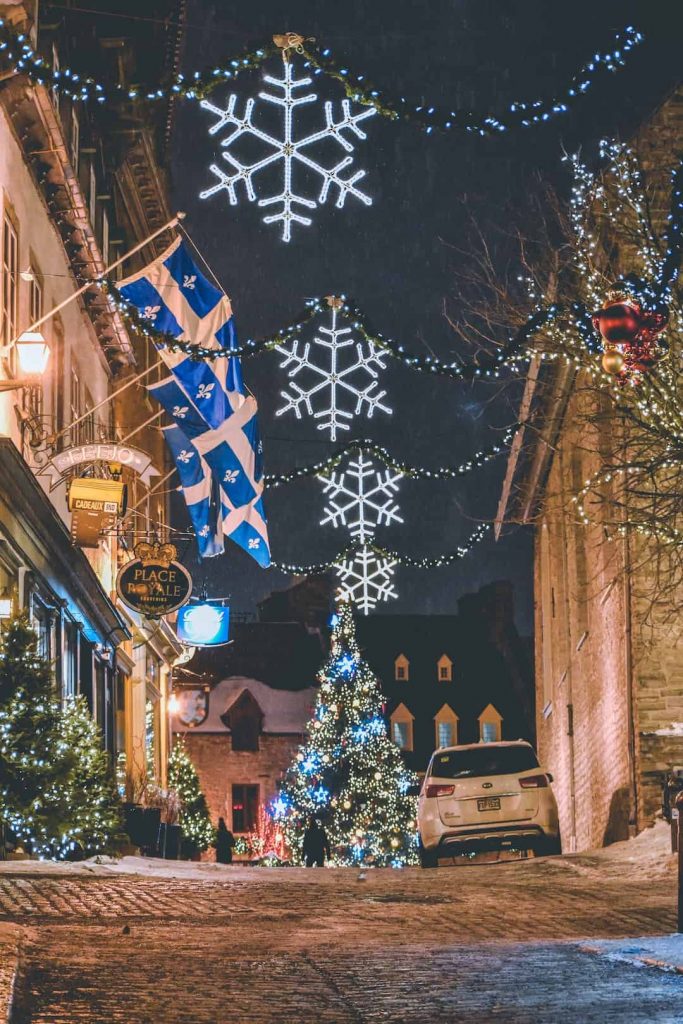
[478,703,503,743]
[394,654,409,681]
[437,654,452,682]
[63,622,78,698]
[232,783,259,833]
[390,703,414,751]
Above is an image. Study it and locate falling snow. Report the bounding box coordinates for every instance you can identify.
[276,305,391,441]
[199,61,376,242]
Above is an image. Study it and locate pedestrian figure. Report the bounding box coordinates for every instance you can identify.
[303,817,330,867]
[215,817,236,865]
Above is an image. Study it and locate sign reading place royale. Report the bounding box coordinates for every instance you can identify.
[40,442,160,491]
[116,543,192,619]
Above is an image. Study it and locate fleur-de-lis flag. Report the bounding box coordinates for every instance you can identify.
[119,237,270,565]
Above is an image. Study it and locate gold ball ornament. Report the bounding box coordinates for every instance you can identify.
[343,799,352,810]
[602,347,625,375]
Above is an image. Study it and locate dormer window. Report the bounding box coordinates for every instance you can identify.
[394,654,409,682]
[437,654,452,682]
[390,703,414,751]
[434,704,459,748]
[478,703,503,743]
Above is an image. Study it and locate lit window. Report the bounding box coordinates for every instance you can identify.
[434,704,459,750]
[392,721,409,747]
[478,703,503,743]
[232,783,259,832]
[390,703,414,751]
[394,654,409,681]
[438,721,453,747]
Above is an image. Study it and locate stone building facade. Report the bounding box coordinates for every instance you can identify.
[171,677,316,835]
[496,88,683,852]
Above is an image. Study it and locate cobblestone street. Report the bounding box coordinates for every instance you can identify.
[2,828,683,1022]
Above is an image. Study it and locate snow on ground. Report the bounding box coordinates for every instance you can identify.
[0,819,675,883]
[583,934,683,974]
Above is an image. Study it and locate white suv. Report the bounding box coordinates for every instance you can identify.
[417,740,560,867]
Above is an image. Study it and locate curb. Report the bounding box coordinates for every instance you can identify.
[0,925,22,1023]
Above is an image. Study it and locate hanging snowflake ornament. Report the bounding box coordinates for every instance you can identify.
[335,546,398,615]
[199,59,376,242]
[319,453,403,542]
[276,299,391,440]
[319,452,403,614]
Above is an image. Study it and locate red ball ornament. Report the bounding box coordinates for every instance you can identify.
[592,296,641,344]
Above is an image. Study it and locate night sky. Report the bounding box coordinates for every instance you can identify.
[170,0,683,632]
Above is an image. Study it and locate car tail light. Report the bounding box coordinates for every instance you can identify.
[425,784,455,798]
[519,774,549,789]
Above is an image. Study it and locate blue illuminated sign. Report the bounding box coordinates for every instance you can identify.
[177,603,230,647]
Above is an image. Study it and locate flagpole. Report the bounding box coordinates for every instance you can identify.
[10,212,186,345]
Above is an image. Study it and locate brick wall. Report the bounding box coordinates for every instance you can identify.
[183,732,303,832]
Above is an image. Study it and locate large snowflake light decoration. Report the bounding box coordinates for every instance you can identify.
[320,453,402,614]
[276,303,391,440]
[199,61,377,242]
[319,454,402,542]
[335,547,398,615]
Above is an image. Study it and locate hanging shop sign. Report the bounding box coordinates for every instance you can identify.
[116,543,192,619]
[68,477,128,549]
[39,442,160,491]
[177,603,230,647]
[173,687,210,728]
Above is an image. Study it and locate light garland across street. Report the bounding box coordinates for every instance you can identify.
[0,19,643,135]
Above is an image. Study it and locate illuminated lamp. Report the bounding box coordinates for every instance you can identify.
[177,602,230,647]
[0,588,12,619]
[16,331,50,376]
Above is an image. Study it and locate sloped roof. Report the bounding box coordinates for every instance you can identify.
[175,676,317,735]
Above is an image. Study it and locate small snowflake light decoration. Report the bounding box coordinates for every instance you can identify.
[199,60,376,242]
[276,300,391,441]
[319,453,402,542]
[320,453,402,614]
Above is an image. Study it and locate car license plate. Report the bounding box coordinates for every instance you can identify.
[477,797,501,812]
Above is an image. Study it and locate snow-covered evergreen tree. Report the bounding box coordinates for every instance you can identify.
[275,599,418,866]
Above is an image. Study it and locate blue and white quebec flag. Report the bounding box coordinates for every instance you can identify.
[118,236,271,566]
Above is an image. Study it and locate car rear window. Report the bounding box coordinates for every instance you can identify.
[430,745,539,779]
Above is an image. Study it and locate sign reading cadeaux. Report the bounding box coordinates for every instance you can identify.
[116,543,192,619]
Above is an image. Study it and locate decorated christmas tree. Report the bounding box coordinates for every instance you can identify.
[0,616,120,858]
[274,599,418,866]
[167,737,215,856]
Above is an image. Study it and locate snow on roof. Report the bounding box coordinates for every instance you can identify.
[176,676,317,734]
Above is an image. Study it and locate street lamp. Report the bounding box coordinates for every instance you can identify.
[0,330,50,391]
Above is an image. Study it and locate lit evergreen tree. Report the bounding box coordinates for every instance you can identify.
[0,616,120,858]
[274,599,418,866]
[168,737,215,855]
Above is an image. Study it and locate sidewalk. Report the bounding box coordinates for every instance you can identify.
[584,934,683,974]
